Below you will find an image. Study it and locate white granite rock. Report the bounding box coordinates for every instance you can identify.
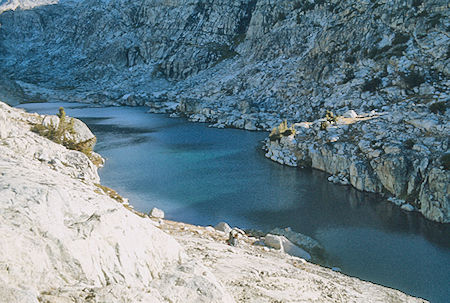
[0,102,234,303]
[264,234,283,250]
[342,110,358,119]
[214,222,232,234]
[150,207,165,219]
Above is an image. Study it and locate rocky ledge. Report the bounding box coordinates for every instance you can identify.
[0,100,429,302]
[264,108,449,223]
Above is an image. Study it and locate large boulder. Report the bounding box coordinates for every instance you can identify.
[214,222,232,234]
[41,113,96,149]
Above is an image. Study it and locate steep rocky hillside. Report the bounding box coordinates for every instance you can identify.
[0,0,448,115]
[0,0,448,221]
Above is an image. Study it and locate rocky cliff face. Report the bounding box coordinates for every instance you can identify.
[264,110,449,223]
[0,100,427,302]
[0,0,448,221]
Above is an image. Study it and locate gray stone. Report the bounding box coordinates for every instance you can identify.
[264,234,283,250]
[401,204,415,212]
[150,207,165,219]
[342,110,358,119]
[214,222,232,234]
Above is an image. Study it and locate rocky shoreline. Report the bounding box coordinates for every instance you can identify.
[0,100,430,302]
[0,0,448,223]
[263,108,449,223]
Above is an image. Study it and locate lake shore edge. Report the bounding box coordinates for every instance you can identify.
[0,100,430,302]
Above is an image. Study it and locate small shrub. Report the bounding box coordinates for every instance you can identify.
[351,45,362,54]
[232,32,246,46]
[344,55,356,64]
[441,153,450,170]
[402,71,425,88]
[269,120,295,141]
[361,77,382,92]
[389,44,408,57]
[412,0,423,7]
[367,48,379,59]
[403,139,415,149]
[213,43,238,62]
[427,14,442,27]
[151,63,163,77]
[282,128,294,136]
[31,107,97,163]
[315,0,325,6]
[429,101,447,114]
[343,69,355,84]
[276,12,286,23]
[325,110,337,123]
[269,127,282,141]
[392,33,410,45]
[303,2,315,11]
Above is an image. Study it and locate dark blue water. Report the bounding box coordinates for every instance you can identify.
[19,102,450,303]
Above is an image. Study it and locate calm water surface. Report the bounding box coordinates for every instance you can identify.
[19,102,450,303]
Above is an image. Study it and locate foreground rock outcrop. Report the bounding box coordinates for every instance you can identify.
[0,101,233,302]
[0,100,428,302]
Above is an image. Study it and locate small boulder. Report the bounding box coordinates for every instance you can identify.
[205,226,216,233]
[281,237,311,260]
[401,203,414,212]
[343,110,358,119]
[149,207,164,219]
[214,222,232,234]
[264,234,283,250]
[232,227,246,236]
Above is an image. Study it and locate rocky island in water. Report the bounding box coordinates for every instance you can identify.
[0,0,448,302]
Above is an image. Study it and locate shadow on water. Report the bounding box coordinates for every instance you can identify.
[17,102,450,303]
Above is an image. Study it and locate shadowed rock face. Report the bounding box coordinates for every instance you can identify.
[0,0,448,222]
[0,0,258,84]
[0,0,447,109]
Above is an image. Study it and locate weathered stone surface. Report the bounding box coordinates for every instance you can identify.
[270,227,324,258]
[164,221,428,303]
[0,101,234,303]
